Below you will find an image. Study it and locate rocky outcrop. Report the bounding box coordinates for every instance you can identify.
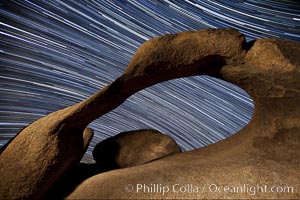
[93,129,181,170]
[1,28,299,199]
[44,163,104,200]
[67,31,299,199]
[44,129,181,199]
[0,125,94,199]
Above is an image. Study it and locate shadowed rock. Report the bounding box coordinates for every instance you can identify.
[45,130,181,199]
[93,129,181,170]
[1,28,299,199]
[44,163,104,200]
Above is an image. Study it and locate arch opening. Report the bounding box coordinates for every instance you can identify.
[84,75,254,163]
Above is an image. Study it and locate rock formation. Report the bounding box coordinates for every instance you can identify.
[0,28,299,199]
[67,30,300,199]
[93,129,181,170]
[45,129,181,199]
[44,163,104,199]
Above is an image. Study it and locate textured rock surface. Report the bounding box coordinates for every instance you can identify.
[67,31,299,199]
[1,28,299,199]
[93,129,181,170]
[45,129,180,199]
[0,125,94,199]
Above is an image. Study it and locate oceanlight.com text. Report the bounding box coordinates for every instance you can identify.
[124,183,295,196]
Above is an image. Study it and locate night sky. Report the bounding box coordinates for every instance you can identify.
[1,0,299,162]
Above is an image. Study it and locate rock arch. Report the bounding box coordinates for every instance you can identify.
[0,28,299,199]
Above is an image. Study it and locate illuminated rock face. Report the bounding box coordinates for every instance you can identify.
[93,129,181,170]
[0,28,299,199]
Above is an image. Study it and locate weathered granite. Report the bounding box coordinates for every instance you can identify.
[93,129,181,170]
[68,31,300,199]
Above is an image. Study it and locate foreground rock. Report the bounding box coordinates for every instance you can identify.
[67,34,300,199]
[1,28,299,199]
[45,130,181,199]
[44,163,104,200]
[0,126,93,199]
[93,129,181,170]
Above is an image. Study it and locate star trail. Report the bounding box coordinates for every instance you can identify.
[0,0,299,162]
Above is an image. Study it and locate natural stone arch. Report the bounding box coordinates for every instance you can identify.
[1,28,299,199]
[67,35,300,199]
